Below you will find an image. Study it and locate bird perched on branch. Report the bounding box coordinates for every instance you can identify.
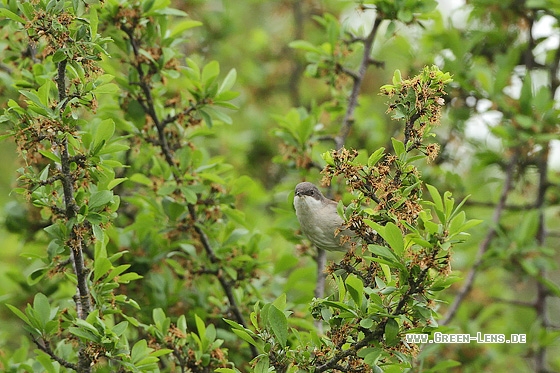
[293,182,354,251]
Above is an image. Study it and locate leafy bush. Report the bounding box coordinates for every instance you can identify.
[1,0,559,372]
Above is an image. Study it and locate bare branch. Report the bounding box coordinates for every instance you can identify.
[464,200,537,211]
[122,26,176,168]
[32,336,78,371]
[442,151,519,325]
[313,248,327,333]
[160,106,197,128]
[533,149,550,373]
[490,297,535,308]
[56,59,93,372]
[367,58,384,68]
[335,16,383,150]
[339,65,360,82]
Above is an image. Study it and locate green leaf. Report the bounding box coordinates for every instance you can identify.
[112,321,129,337]
[93,119,115,147]
[536,275,560,297]
[162,197,186,221]
[6,304,32,327]
[272,293,287,311]
[430,359,462,371]
[194,314,206,342]
[218,68,237,95]
[231,328,258,347]
[397,9,413,23]
[519,74,533,115]
[255,356,270,373]
[168,19,203,38]
[117,272,143,283]
[89,6,98,36]
[0,8,26,23]
[130,173,153,186]
[93,83,119,94]
[458,218,483,233]
[131,339,152,364]
[321,300,359,318]
[152,308,169,333]
[89,190,113,210]
[345,274,364,308]
[107,177,127,190]
[20,90,49,110]
[360,318,374,329]
[28,268,47,285]
[443,191,454,219]
[391,137,405,156]
[384,318,399,346]
[384,222,404,256]
[107,264,131,280]
[202,60,220,86]
[69,326,99,342]
[151,7,188,16]
[289,40,323,54]
[425,184,441,209]
[94,258,112,282]
[368,147,385,167]
[199,109,213,128]
[38,150,61,163]
[36,351,57,373]
[38,80,54,105]
[267,305,288,347]
[366,247,406,272]
[380,263,392,284]
[230,175,256,196]
[392,69,402,84]
[322,150,334,166]
[33,293,52,330]
[201,106,233,124]
[426,184,445,223]
[359,347,382,366]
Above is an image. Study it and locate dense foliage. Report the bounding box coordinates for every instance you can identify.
[0,0,559,372]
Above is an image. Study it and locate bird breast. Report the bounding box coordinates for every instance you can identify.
[294,195,347,251]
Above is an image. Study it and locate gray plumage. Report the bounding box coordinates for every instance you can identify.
[293,182,352,251]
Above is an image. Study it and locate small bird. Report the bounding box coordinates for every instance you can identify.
[293,182,353,251]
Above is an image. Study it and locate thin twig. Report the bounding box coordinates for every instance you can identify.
[289,0,305,106]
[464,200,536,211]
[339,65,360,82]
[533,148,549,373]
[441,151,518,325]
[160,106,197,127]
[335,15,383,150]
[32,336,78,370]
[122,26,176,167]
[57,59,92,372]
[313,248,327,333]
[57,60,92,321]
[367,58,385,68]
[490,297,535,308]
